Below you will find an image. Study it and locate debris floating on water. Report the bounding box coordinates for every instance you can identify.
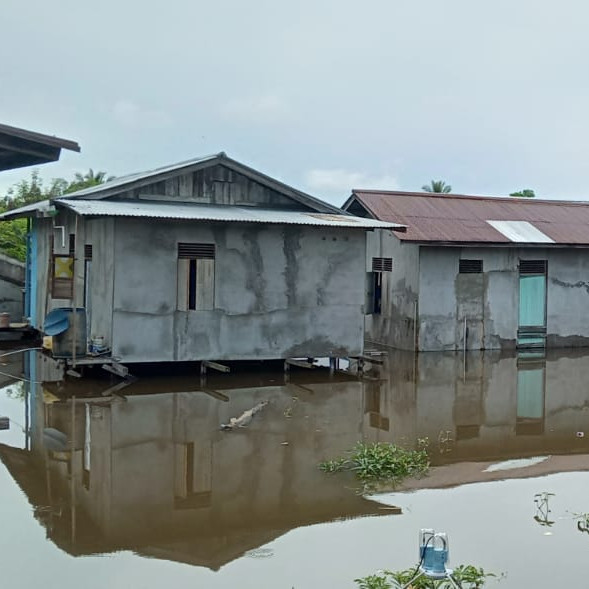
[220,400,269,431]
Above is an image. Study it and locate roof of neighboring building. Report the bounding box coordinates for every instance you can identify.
[344,190,589,245]
[0,123,80,171]
[54,199,403,229]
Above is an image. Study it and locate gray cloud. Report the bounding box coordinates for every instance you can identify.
[1,0,589,202]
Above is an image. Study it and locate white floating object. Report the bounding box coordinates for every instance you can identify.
[484,456,550,472]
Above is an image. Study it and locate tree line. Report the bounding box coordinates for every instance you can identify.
[0,169,111,261]
[422,179,535,198]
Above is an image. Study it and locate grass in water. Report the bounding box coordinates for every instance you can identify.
[355,564,496,588]
[319,440,429,487]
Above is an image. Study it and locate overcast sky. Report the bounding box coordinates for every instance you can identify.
[2,0,589,205]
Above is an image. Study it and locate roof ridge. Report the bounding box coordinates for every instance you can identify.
[352,189,589,206]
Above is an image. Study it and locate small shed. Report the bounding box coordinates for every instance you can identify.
[3,153,400,364]
[344,190,589,351]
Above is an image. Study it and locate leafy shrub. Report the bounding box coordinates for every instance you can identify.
[319,440,429,487]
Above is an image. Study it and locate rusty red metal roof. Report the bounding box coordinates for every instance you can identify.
[347,190,589,245]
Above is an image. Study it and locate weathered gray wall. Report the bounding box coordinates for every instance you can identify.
[110,218,367,362]
[364,229,420,350]
[0,252,24,320]
[85,218,115,346]
[418,246,589,351]
[109,163,309,209]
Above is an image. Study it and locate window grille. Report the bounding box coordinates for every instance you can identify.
[459,259,483,274]
[372,257,393,272]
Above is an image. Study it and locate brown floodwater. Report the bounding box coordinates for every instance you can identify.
[1,348,589,588]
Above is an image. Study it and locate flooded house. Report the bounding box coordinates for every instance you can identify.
[1,153,400,366]
[343,190,589,351]
[0,123,80,322]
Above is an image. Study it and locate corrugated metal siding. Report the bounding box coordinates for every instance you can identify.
[56,199,402,229]
[353,190,589,245]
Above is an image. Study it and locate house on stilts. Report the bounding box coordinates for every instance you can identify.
[2,153,401,367]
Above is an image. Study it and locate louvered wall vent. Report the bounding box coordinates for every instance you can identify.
[519,260,547,274]
[178,243,216,259]
[459,259,483,274]
[372,257,393,272]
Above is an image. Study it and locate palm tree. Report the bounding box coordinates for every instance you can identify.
[65,169,115,194]
[422,180,452,193]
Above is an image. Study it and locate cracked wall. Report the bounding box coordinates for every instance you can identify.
[110,218,367,362]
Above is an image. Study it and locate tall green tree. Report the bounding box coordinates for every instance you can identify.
[421,180,452,193]
[509,189,535,198]
[66,169,114,193]
[0,168,112,261]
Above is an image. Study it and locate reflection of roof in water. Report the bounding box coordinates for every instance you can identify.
[396,453,589,492]
[0,442,388,570]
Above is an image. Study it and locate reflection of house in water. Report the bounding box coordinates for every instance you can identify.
[2,353,388,570]
[362,349,589,468]
[4,348,589,567]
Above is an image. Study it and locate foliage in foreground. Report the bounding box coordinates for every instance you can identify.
[319,441,429,487]
[355,564,496,588]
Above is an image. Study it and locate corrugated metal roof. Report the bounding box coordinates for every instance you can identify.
[56,199,403,229]
[62,152,345,215]
[0,199,54,220]
[0,123,80,153]
[65,153,220,198]
[0,123,80,172]
[348,190,589,245]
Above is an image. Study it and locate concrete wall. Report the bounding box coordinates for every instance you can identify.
[364,229,420,350]
[417,245,589,352]
[110,218,368,362]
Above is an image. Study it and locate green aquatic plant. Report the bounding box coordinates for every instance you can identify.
[355,564,496,588]
[319,440,429,486]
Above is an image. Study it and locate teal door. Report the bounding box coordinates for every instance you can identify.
[516,358,545,435]
[518,261,547,348]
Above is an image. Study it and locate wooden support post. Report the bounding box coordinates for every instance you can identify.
[202,360,230,373]
[329,357,339,375]
[102,362,129,378]
[285,358,316,370]
[70,395,76,545]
